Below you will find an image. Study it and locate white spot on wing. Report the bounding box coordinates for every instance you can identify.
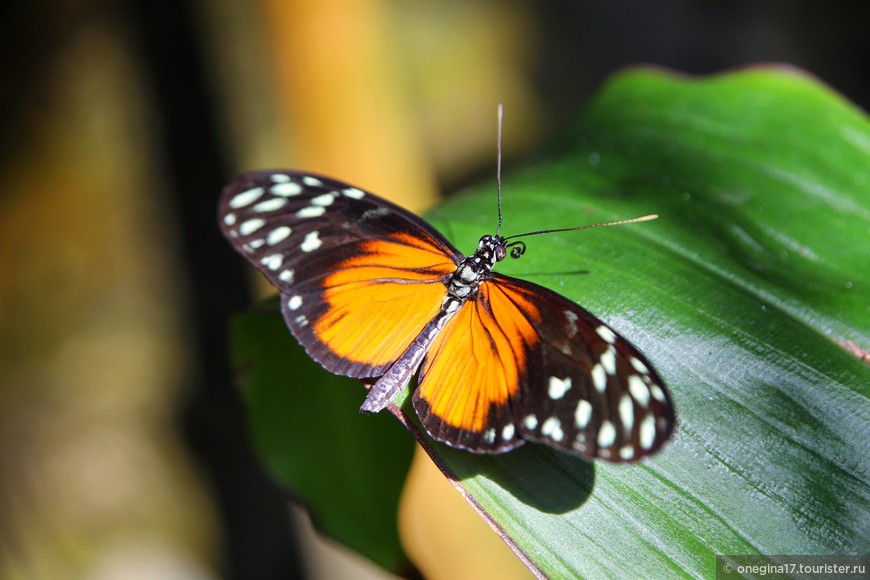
[600,346,617,375]
[279,269,295,283]
[597,420,616,448]
[619,445,634,460]
[630,356,650,375]
[311,193,335,206]
[239,218,265,235]
[267,226,292,245]
[224,213,236,226]
[548,376,571,400]
[287,295,303,310]
[271,182,303,196]
[596,325,617,344]
[523,414,538,430]
[628,375,650,407]
[229,187,264,208]
[618,394,634,432]
[297,206,326,218]
[361,207,389,221]
[343,187,365,199]
[591,363,607,393]
[575,399,592,428]
[248,239,265,249]
[541,417,564,442]
[650,385,667,402]
[302,176,323,186]
[565,310,579,336]
[253,197,287,212]
[502,423,515,441]
[271,174,290,183]
[301,231,322,252]
[263,254,283,271]
[640,415,656,449]
[484,428,496,444]
[294,314,308,327]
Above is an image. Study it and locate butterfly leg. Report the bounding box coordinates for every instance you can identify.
[360,297,463,413]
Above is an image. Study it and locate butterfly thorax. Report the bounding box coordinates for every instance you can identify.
[446,235,508,300]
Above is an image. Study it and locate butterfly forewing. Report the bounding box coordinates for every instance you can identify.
[220,170,460,378]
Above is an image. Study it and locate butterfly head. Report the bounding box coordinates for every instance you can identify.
[477,234,507,266]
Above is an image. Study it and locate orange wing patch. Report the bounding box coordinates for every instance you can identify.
[314,232,455,368]
[417,281,541,433]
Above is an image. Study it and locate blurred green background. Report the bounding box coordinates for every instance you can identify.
[0,1,868,579]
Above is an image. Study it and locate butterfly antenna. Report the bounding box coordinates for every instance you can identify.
[491,104,656,254]
[504,214,658,241]
[495,103,504,237]
[503,214,658,258]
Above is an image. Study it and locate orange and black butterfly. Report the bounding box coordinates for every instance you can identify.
[219,169,674,462]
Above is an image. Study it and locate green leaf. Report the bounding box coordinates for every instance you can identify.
[229,301,416,574]
[229,66,870,577]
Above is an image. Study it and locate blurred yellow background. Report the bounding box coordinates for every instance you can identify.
[1,1,867,578]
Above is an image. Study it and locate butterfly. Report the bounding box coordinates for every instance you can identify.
[219,163,674,463]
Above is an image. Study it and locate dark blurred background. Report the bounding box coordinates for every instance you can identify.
[0,1,867,578]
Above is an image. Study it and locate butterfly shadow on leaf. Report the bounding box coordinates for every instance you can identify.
[388,399,596,515]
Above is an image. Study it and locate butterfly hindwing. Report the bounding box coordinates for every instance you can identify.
[503,276,674,461]
[220,170,460,378]
[414,273,673,462]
